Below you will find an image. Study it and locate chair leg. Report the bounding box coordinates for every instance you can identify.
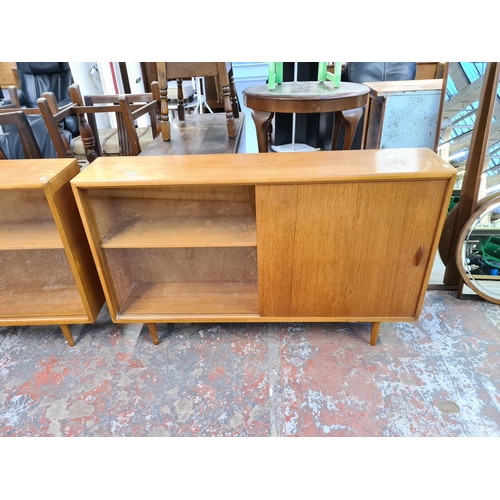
[177,79,186,121]
[229,67,240,118]
[159,86,171,141]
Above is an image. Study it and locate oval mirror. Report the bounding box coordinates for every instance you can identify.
[456,195,500,304]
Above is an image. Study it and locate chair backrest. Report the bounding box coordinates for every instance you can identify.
[156,63,238,141]
[16,62,74,108]
[118,82,160,156]
[51,84,161,161]
[0,111,42,159]
[37,93,78,160]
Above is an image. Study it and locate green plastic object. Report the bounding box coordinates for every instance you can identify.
[318,62,342,88]
[481,235,500,268]
[268,62,284,90]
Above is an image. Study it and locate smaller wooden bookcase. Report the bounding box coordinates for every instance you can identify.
[0,159,105,345]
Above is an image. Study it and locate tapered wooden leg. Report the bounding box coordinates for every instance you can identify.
[60,324,75,347]
[333,108,363,150]
[370,322,381,346]
[147,323,159,345]
[251,110,274,153]
[332,111,342,150]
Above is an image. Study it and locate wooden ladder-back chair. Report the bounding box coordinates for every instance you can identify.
[68,84,160,160]
[118,82,160,156]
[156,62,239,141]
[0,111,42,159]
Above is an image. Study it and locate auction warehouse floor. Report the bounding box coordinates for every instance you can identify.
[0,289,499,437]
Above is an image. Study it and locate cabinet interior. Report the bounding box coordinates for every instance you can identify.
[84,185,258,317]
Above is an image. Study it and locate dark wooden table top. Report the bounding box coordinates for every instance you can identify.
[242,81,370,114]
[139,113,245,156]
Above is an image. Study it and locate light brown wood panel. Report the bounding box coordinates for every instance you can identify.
[0,249,86,317]
[0,286,86,318]
[119,281,258,316]
[101,216,256,248]
[256,179,449,318]
[0,221,62,249]
[45,164,105,320]
[86,185,255,243]
[363,79,444,96]
[71,149,457,189]
[0,159,81,189]
[0,62,18,87]
[0,189,53,223]
[103,247,257,313]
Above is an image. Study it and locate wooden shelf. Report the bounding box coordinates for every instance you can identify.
[0,221,63,250]
[470,274,500,281]
[0,285,86,318]
[0,159,105,343]
[100,216,256,248]
[119,281,259,316]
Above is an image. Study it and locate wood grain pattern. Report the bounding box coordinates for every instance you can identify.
[45,162,105,320]
[256,180,450,318]
[102,246,257,314]
[71,149,456,188]
[0,221,62,249]
[363,79,444,95]
[0,252,86,319]
[100,216,256,248]
[85,185,255,243]
[72,148,455,342]
[119,281,258,316]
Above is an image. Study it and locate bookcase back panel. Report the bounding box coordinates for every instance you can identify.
[86,186,255,243]
[0,189,53,224]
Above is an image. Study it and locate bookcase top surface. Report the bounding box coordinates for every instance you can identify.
[71,149,455,188]
[0,158,78,189]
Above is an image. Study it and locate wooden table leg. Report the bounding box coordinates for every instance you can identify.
[251,110,274,153]
[333,108,363,150]
[147,323,159,345]
[59,324,75,347]
[370,322,381,346]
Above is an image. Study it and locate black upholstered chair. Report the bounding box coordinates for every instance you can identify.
[0,63,78,158]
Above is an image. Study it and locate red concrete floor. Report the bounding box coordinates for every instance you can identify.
[1,290,500,437]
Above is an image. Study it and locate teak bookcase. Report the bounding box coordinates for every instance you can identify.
[71,149,456,346]
[0,159,105,345]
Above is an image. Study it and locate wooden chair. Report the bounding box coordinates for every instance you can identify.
[118,82,160,156]
[68,84,160,160]
[37,84,160,163]
[157,62,239,141]
[0,110,42,159]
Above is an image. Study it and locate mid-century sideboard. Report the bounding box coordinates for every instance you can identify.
[70,148,456,346]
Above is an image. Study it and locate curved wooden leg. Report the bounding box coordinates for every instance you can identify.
[251,110,274,153]
[332,111,342,150]
[60,324,75,347]
[370,322,381,346]
[340,108,363,150]
[147,323,159,345]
